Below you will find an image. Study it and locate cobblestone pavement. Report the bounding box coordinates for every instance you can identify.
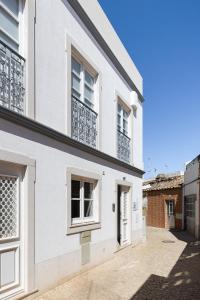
[27,227,200,300]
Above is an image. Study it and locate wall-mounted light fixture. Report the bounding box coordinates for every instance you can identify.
[130,91,138,112]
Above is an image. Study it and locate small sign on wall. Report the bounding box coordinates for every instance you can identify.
[80,231,91,245]
[132,197,139,211]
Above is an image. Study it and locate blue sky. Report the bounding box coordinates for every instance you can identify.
[98,0,200,178]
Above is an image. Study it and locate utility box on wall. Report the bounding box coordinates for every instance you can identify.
[80,231,91,265]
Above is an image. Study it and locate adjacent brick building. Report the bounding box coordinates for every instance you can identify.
[143,173,183,229]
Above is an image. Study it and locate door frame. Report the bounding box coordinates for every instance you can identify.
[0,149,36,299]
[165,199,175,229]
[115,180,132,249]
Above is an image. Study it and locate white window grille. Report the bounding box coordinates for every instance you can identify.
[117,103,130,163]
[0,175,19,240]
[71,56,98,148]
[71,178,97,225]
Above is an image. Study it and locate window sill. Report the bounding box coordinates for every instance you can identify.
[67,222,101,235]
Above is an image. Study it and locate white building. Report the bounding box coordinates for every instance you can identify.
[0,0,144,299]
[184,156,200,238]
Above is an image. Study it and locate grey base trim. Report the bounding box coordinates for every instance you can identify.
[14,290,38,300]
[0,107,144,176]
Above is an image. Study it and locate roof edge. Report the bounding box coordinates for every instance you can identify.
[67,0,144,102]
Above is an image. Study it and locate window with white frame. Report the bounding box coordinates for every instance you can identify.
[71,57,95,109]
[117,101,131,163]
[0,0,22,51]
[71,177,97,225]
[117,103,129,136]
[71,53,98,148]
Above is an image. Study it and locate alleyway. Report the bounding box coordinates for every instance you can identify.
[27,228,200,300]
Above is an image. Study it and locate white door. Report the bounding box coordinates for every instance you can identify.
[120,187,129,246]
[166,200,175,229]
[0,165,24,299]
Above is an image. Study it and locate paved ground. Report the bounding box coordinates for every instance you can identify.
[27,227,200,300]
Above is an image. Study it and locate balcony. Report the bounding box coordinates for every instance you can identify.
[0,40,25,114]
[117,130,130,163]
[71,95,98,148]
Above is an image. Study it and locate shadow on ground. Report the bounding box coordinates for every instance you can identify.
[131,230,200,300]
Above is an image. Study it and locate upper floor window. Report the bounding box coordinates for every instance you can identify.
[71,57,95,109]
[71,53,98,148]
[0,0,25,114]
[0,0,20,51]
[117,102,131,164]
[117,104,129,136]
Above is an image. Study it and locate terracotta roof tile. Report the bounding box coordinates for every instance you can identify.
[143,175,184,191]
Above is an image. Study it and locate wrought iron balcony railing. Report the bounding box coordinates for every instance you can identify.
[117,130,130,163]
[71,95,98,148]
[0,40,25,114]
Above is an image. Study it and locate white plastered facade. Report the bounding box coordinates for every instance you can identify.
[0,0,144,298]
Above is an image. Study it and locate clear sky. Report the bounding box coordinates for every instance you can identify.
[98,0,200,178]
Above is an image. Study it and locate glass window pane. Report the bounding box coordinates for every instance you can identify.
[117,114,121,126]
[84,98,93,108]
[118,104,121,113]
[72,88,81,100]
[117,117,121,131]
[123,110,128,120]
[84,85,93,103]
[84,200,93,217]
[123,119,128,134]
[71,200,80,218]
[71,180,80,198]
[0,30,18,51]
[84,70,94,87]
[72,74,80,93]
[84,182,92,199]
[72,58,81,76]
[0,7,19,41]
[1,0,19,16]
